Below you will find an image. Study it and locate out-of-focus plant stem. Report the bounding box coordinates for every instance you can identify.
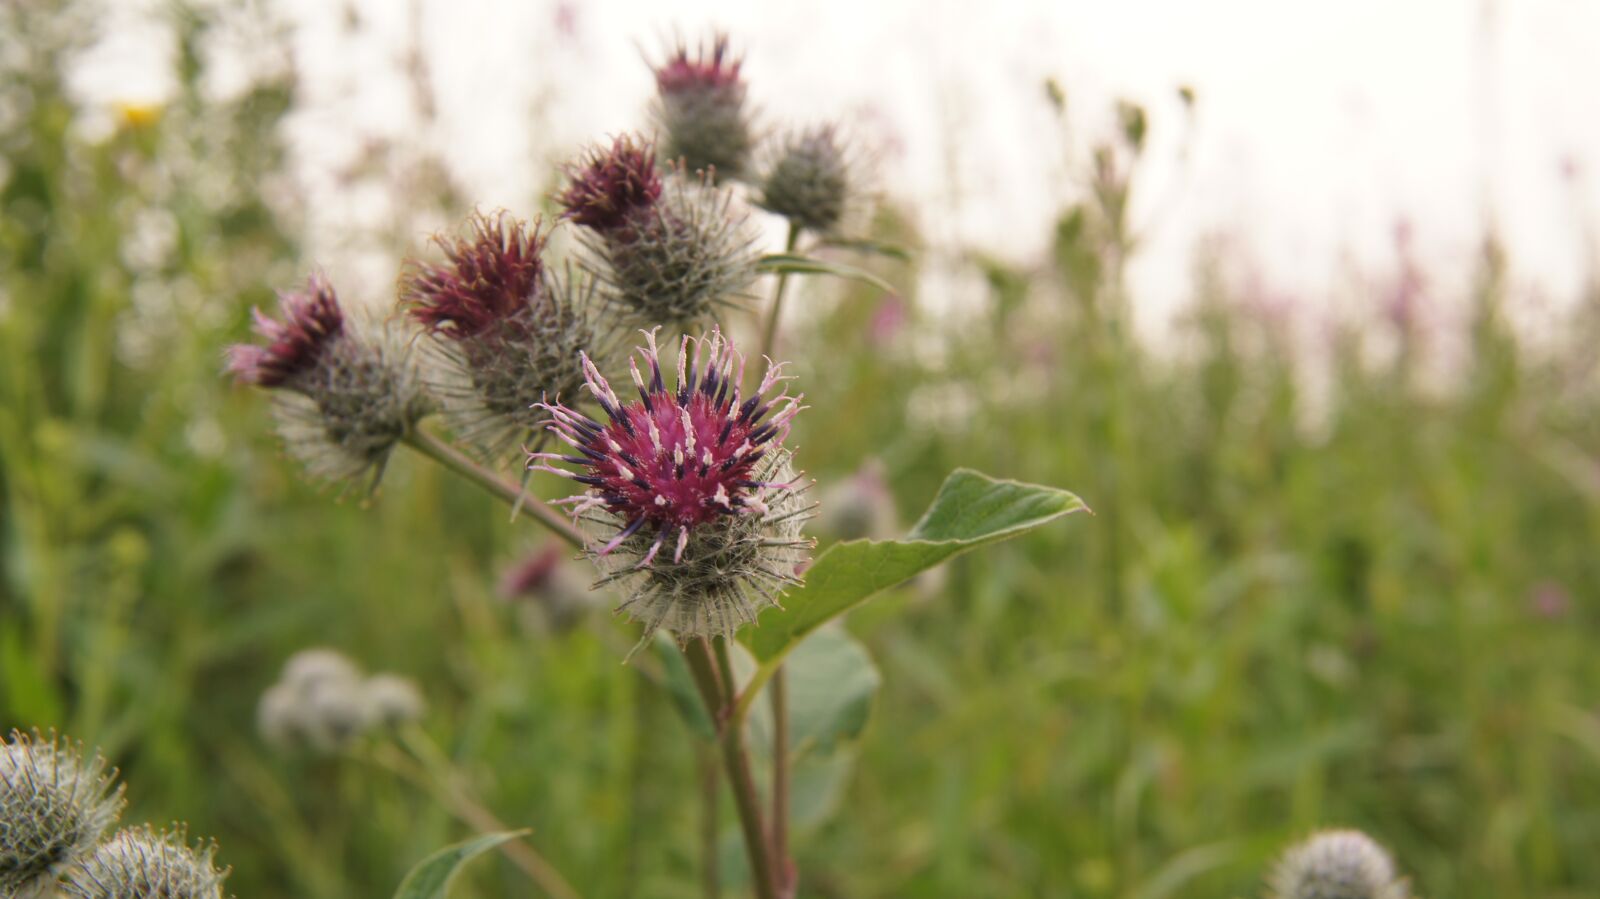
[402,427,584,549]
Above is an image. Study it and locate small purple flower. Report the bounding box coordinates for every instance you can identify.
[651,33,753,178]
[226,275,344,389]
[654,34,743,96]
[406,212,547,338]
[557,135,663,233]
[530,327,812,647]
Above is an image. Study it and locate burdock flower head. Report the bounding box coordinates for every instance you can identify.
[651,33,753,178]
[1269,830,1409,899]
[226,275,429,488]
[63,825,228,899]
[531,327,814,651]
[559,136,759,329]
[0,730,126,897]
[758,123,856,235]
[406,211,610,456]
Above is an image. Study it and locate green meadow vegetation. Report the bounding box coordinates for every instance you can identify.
[2,3,1597,897]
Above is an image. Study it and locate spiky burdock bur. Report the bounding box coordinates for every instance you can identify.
[758,124,855,235]
[405,211,611,458]
[1269,830,1409,899]
[0,731,126,897]
[226,275,430,489]
[559,138,759,330]
[63,825,228,899]
[651,33,753,179]
[531,328,814,651]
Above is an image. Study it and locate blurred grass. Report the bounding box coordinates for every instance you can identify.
[3,3,1599,898]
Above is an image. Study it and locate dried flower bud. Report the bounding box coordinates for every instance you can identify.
[651,33,753,178]
[0,731,126,896]
[364,674,426,729]
[406,212,611,456]
[567,160,760,329]
[531,328,814,651]
[758,124,855,235]
[227,275,430,489]
[63,825,228,899]
[1269,830,1409,899]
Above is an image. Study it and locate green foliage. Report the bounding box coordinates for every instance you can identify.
[393,832,527,899]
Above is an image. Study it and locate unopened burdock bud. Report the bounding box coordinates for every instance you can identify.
[406,212,612,457]
[0,731,126,896]
[226,275,430,488]
[64,824,228,899]
[758,124,855,235]
[1269,830,1409,899]
[651,34,753,178]
[530,328,814,652]
[560,140,759,329]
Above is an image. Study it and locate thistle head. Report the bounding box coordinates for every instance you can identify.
[406,211,547,338]
[225,275,343,389]
[63,825,228,899]
[577,171,759,329]
[557,135,663,233]
[0,730,126,896]
[1269,830,1409,899]
[408,213,611,457]
[531,327,814,650]
[228,276,430,489]
[758,124,855,234]
[651,33,753,178]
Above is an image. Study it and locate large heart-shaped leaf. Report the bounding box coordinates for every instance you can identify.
[392,831,528,899]
[736,469,1086,717]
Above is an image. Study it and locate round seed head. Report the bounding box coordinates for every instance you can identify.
[0,731,126,896]
[63,824,228,899]
[280,648,362,692]
[531,327,814,651]
[557,135,663,233]
[363,674,426,729]
[408,213,612,457]
[651,33,753,178]
[230,276,431,490]
[579,171,760,330]
[299,678,376,752]
[1269,830,1408,899]
[758,124,854,234]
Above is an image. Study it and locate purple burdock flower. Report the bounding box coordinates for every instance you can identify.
[651,33,753,178]
[530,327,813,650]
[227,275,429,487]
[405,211,610,456]
[557,135,663,233]
[558,135,759,329]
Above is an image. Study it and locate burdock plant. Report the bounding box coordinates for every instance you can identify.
[651,33,754,178]
[0,732,124,897]
[63,825,228,899]
[1269,830,1410,899]
[559,135,760,330]
[218,26,1087,899]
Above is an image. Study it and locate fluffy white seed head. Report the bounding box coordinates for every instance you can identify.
[1269,830,1409,899]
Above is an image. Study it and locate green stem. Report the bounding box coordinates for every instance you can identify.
[402,427,585,550]
[698,744,722,899]
[759,222,802,360]
[769,668,794,896]
[682,639,779,899]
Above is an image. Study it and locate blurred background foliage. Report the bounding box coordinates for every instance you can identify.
[3,2,1599,897]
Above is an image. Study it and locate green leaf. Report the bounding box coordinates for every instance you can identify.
[736,470,1086,715]
[756,253,896,294]
[784,629,880,753]
[392,831,528,899]
[653,631,715,740]
[814,236,912,261]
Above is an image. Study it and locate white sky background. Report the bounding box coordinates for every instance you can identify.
[75,0,1600,338]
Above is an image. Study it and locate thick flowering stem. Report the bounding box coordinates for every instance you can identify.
[770,667,794,896]
[402,428,585,550]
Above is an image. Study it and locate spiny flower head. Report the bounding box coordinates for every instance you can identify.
[225,275,343,388]
[531,328,813,648]
[651,33,754,178]
[758,124,854,235]
[406,212,611,457]
[557,135,663,233]
[406,211,547,338]
[574,169,760,329]
[227,276,431,489]
[1269,830,1409,899]
[63,825,228,899]
[0,730,126,896]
